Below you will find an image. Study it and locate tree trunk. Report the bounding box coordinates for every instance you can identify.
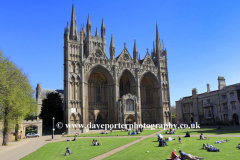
[2,107,9,146]
[15,124,19,141]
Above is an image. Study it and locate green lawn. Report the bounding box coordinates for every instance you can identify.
[161,128,240,135]
[104,137,240,160]
[68,130,160,137]
[21,137,139,160]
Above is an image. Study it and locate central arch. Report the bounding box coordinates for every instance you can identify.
[84,65,114,125]
[118,69,136,99]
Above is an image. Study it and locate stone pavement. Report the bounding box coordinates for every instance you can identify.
[0,129,239,160]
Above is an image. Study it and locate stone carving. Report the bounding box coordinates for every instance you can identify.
[95,52,102,57]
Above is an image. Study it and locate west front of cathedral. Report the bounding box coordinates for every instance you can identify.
[60,2,171,133]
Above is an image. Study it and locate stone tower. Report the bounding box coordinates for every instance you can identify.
[64,2,171,134]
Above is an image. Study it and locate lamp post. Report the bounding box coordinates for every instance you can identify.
[52,117,55,139]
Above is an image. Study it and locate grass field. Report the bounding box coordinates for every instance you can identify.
[67,130,160,137]
[21,137,139,160]
[161,128,240,135]
[104,137,240,160]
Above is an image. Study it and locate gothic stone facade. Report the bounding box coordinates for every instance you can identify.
[176,77,240,125]
[64,2,171,133]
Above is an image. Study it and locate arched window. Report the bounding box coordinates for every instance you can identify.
[126,99,134,112]
[96,82,101,102]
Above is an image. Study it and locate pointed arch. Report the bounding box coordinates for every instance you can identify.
[84,65,113,85]
[139,71,158,87]
[117,69,136,86]
[70,113,76,124]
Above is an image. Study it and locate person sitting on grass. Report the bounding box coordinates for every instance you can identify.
[215,139,228,143]
[171,149,180,160]
[65,147,72,155]
[128,131,131,135]
[202,143,219,152]
[236,143,240,149]
[158,138,168,147]
[165,130,169,134]
[179,150,204,160]
[200,133,209,140]
[92,139,95,146]
[66,136,70,141]
[185,131,190,137]
[178,136,182,144]
[72,136,76,141]
[95,140,100,146]
[165,137,176,141]
[132,130,136,135]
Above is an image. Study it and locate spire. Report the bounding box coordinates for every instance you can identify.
[101,18,106,39]
[139,54,141,60]
[153,41,155,53]
[87,14,92,36]
[133,39,138,53]
[162,39,164,51]
[95,27,99,37]
[156,22,161,56]
[110,34,115,60]
[110,34,115,48]
[101,18,105,29]
[156,22,160,40]
[87,14,91,26]
[82,24,86,37]
[70,0,79,40]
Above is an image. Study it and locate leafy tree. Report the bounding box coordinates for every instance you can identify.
[39,92,63,127]
[0,50,37,145]
[171,106,177,118]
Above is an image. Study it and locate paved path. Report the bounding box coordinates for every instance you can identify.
[0,129,239,160]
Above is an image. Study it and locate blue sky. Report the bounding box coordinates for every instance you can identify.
[0,0,240,105]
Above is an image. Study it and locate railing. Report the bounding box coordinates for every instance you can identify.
[203,103,214,107]
[89,102,108,110]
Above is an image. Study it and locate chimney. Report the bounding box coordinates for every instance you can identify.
[218,76,226,90]
[207,83,210,93]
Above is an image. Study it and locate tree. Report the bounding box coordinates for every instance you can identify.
[0,50,37,145]
[171,106,177,118]
[39,92,63,127]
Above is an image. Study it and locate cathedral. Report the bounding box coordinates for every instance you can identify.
[63,2,171,133]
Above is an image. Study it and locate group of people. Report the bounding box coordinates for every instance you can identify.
[128,129,141,135]
[165,129,176,134]
[100,131,108,134]
[92,139,100,146]
[66,136,77,141]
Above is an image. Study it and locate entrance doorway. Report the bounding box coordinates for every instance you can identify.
[126,115,136,124]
